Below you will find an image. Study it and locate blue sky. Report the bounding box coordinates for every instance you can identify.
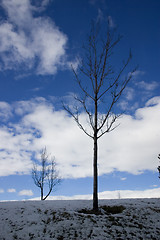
[0,0,160,201]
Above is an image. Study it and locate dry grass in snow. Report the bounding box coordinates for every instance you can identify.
[0,198,160,239]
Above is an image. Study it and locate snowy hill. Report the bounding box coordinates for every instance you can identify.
[0,198,160,239]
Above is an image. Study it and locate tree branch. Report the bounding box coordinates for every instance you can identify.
[97,51,133,101]
[72,66,94,100]
[63,103,94,139]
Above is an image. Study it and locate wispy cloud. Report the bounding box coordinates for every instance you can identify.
[0,0,74,75]
[0,189,4,193]
[19,189,33,196]
[120,177,126,181]
[31,0,50,12]
[119,70,159,111]
[31,87,42,92]
[0,102,12,121]
[136,81,158,91]
[118,87,137,112]
[129,70,145,78]
[97,9,103,22]
[128,70,158,91]
[125,87,135,101]
[89,0,98,5]
[7,188,16,193]
[108,16,116,28]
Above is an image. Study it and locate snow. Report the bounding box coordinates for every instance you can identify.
[0,198,160,239]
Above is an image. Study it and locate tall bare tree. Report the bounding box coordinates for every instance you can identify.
[32,147,61,200]
[64,22,136,211]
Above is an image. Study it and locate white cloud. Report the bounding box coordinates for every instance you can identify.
[0,189,4,193]
[146,96,160,107]
[129,70,145,78]
[0,0,73,75]
[0,96,160,178]
[0,124,34,176]
[19,189,33,196]
[0,102,12,121]
[125,87,135,101]
[129,71,158,92]
[99,188,160,199]
[123,71,158,111]
[118,87,136,111]
[98,97,160,175]
[31,0,50,12]
[2,0,32,28]
[136,81,158,91]
[120,177,126,181]
[41,188,160,200]
[7,188,16,193]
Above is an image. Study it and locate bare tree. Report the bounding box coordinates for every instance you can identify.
[158,154,160,178]
[63,22,137,211]
[32,147,61,200]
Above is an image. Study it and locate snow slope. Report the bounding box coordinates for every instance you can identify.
[0,198,160,240]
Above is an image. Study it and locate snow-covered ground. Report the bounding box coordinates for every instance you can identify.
[0,198,160,240]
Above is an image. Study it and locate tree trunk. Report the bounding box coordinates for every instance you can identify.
[93,132,98,211]
[41,186,43,200]
[93,89,98,211]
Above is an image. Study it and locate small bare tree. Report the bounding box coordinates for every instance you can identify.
[32,147,61,200]
[158,154,160,179]
[64,22,136,211]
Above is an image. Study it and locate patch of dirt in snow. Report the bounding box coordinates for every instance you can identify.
[0,198,160,240]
